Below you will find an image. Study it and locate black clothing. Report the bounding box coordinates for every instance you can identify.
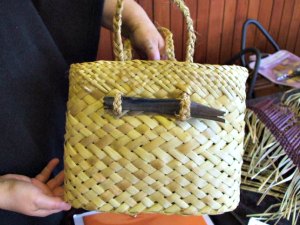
[0,0,104,224]
[33,0,103,64]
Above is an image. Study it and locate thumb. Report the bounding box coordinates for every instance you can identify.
[1,174,31,182]
[35,195,71,211]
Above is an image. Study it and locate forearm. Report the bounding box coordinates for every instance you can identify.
[102,0,153,33]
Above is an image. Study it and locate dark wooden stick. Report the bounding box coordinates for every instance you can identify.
[104,96,225,122]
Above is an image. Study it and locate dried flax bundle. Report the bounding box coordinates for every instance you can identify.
[242,89,300,225]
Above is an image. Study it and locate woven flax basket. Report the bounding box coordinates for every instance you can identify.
[64,0,249,215]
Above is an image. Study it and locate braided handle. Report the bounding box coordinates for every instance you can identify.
[113,0,196,62]
[158,27,176,61]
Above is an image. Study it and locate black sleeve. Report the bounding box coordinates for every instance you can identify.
[33,0,105,64]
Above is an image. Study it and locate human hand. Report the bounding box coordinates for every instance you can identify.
[0,158,71,217]
[102,0,166,60]
[126,21,166,60]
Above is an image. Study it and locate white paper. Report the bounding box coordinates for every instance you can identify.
[73,211,100,225]
[203,214,215,225]
[248,217,269,225]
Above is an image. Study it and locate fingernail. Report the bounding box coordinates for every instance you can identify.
[148,51,160,60]
[152,54,160,60]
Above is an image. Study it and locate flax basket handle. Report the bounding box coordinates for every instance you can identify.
[113,0,196,62]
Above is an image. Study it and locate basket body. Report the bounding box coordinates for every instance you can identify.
[64,60,248,215]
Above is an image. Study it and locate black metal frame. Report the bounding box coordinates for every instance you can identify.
[226,19,281,99]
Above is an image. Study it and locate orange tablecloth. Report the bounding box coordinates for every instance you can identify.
[83,213,208,225]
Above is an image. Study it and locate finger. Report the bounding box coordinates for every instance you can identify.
[1,174,31,182]
[140,38,160,60]
[147,45,160,60]
[158,37,167,60]
[35,195,71,211]
[31,178,52,195]
[47,170,64,190]
[53,187,64,198]
[147,36,165,60]
[34,208,67,217]
[36,158,59,183]
[160,53,167,60]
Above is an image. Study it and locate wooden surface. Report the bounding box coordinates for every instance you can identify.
[97,0,300,97]
[98,0,300,63]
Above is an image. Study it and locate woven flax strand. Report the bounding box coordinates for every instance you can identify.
[64,0,249,216]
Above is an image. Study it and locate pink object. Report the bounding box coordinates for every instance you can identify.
[248,50,300,88]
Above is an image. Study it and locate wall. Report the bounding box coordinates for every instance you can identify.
[98,0,300,65]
